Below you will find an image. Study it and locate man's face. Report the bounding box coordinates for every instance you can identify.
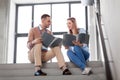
[42,17,51,28]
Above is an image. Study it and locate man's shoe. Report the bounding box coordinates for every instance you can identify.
[34,70,47,76]
[63,69,72,75]
[82,67,92,75]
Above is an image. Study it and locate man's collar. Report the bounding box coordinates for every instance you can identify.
[38,24,41,30]
[39,24,47,30]
[38,24,47,32]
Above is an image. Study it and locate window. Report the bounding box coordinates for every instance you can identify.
[14,2,86,63]
[15,6,32,63]
[71,3,85,28]
[17,6,32,33]
[16,37,29,63]
[34,4,51,27]
[52,3,69,32]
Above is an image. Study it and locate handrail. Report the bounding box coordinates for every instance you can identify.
[95,12,113,80]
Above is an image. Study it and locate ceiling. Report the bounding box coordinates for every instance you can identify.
[12,0,80,4]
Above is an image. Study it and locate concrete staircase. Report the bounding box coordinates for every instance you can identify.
[0,61,106,80]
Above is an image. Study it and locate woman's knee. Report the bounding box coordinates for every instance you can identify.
[73,46,83,53]
[67,50,74,57]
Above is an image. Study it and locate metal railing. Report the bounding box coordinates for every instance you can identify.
[95,12,113,80]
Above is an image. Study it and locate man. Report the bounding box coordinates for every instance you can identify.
[27,14,72,76]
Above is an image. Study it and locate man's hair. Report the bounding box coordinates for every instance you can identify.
[41,14,50,19]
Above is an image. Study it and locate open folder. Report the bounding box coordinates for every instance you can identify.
[62,33,89,46]
[42,32,62,48]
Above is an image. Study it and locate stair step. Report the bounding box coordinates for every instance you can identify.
[0,61,106,80]
[0,74,106,80]
[0,67,104,77]
[0,61,103,70]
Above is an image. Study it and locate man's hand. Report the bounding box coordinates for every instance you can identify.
[64,46,69,49]
[32,38,43,44]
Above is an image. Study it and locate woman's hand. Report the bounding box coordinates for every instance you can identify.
[72,40,83,47]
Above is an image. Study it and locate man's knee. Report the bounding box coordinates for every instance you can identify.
[51,46,61,51]
[34,43,42,48]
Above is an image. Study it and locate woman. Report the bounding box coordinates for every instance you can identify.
[65,17,91,75]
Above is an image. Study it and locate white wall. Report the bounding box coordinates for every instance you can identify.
[100,0,120,80]
[0,0,10,63]
[88,6,98,61]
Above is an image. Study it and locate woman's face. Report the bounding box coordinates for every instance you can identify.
[67,20,73,30]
